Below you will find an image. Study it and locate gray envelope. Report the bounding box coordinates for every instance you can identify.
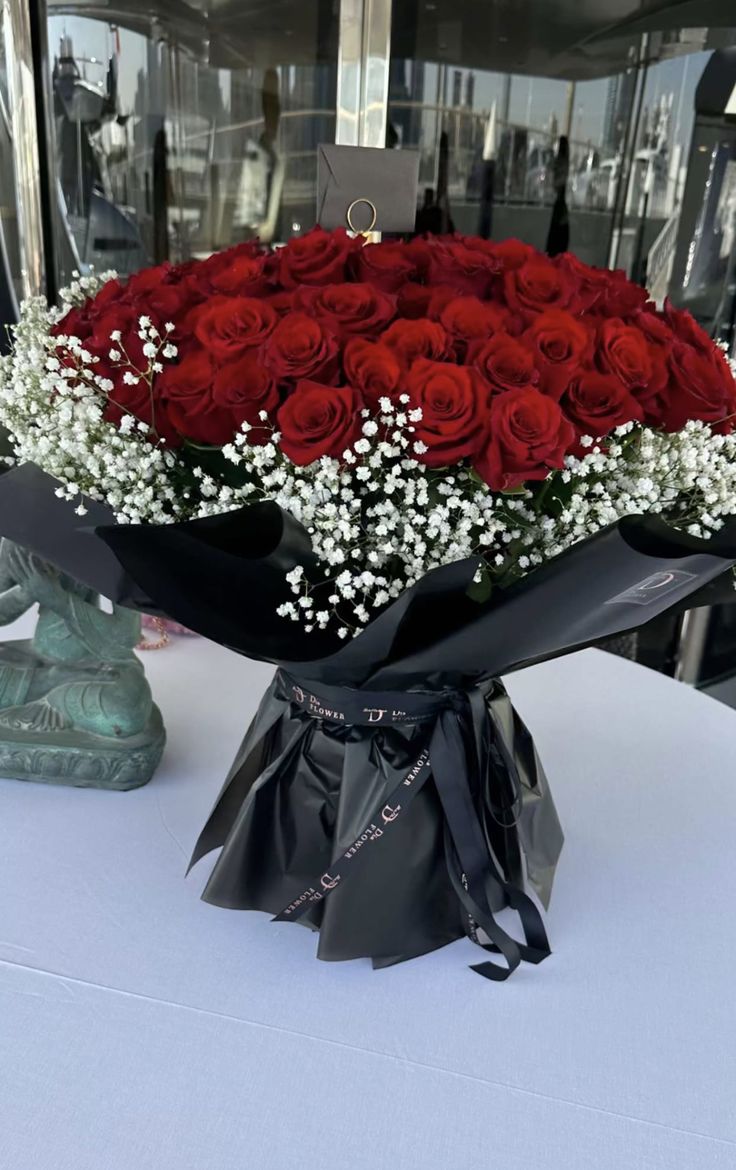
[316,144,421,233]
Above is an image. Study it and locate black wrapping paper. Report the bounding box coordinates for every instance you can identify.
[3,462,736,977]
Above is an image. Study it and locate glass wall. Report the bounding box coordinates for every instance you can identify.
[0,0,732,315]
[45,1,338,287]
[387,12,711,280]
[387,56,638,266]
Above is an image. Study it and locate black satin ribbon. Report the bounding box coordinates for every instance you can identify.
[273,671,551,981]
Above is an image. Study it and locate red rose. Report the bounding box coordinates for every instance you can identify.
[193,241,267,298]
[522,310,591,397]
[474,388,575,490]
[469,333,538,394]
[503,258,575,316]
[93,277,127,310]
[266,291,297,315]
[353,242,418,291]
[381,318,449,365]
[192,297,277,361]
[663,302,716,356]
[53,278,127,341]
[554,253,610,313]
[405,358,487,466]
[130,286,194,327]
[124,263,174,297]
[295,283,395,338]
[197,240,262,279]
[595,268,649,317]
[102,374,152,428]
[439,296,508,346]
[277,380,363,465]
[53,302,96,342]
[343,339,402,408]
[633,308,672,347]
[276,228,360,289]
[402,237,433,277]
[561,370,643,436]
[124,263,202,324]
[489,238,536,272]
[396,283,433,319]
[620,313,669,420]
[427,285,465,320]
[160,349,236,446]
[596,318,652,389]
[102,363,178,446]
[426,239,499,297]
[212,358,279,438]
[263,312,339,383]
[453,234,499,255]
[88,306,149,369]
[663,341,736,432]
[206,253,269,297]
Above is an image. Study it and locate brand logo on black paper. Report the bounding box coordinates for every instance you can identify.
[343,824,382,860]
[282,887,316,915]
[363,707,387,723]
[292,683,346,721]
[606,569,697,606]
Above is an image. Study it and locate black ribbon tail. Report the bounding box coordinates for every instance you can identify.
[431,709,551,981]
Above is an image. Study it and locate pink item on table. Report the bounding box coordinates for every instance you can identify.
[138,616,198,650]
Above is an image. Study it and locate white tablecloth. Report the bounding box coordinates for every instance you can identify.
[1,621,736,1170]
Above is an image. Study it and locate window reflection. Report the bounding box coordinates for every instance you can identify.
[46,8,337,287]
[387,33,708,286]
[387,60,636,265]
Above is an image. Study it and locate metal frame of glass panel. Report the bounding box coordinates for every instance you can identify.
[2,0,45,296]
[337,0,390,147]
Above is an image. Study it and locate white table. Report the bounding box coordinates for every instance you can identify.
[1,620,736,1170]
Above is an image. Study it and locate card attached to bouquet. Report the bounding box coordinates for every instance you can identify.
[316,144,420,233]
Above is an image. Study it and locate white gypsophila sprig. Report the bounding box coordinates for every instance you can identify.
[202,410,736,636]
[55,268,117,316]
[0,288,182,523]
[203,400,542,633]
[526,420,736,565]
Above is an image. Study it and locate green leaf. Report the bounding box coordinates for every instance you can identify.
[465,563,493,604]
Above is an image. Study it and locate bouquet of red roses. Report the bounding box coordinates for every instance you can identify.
[2,229,736,981]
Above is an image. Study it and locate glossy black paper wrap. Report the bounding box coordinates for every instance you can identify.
[3,462,736,978]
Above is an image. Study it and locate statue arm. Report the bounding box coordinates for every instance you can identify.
[64,595,141,656]
[0,582,32,624]
[3,544,139,656]
[0,541,34,623]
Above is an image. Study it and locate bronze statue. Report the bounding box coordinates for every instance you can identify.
[0,538,165,787]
